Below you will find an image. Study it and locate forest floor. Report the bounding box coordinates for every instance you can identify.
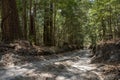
[0,41,120,80]
[0,49,119,80]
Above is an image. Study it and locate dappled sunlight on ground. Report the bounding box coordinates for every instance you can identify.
[0,50,119,80]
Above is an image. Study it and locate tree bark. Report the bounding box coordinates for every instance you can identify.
[22,0,27,39]
[50,0,55,46]
[1,0,22,42]
[29,0,36,43]
[43,3,50,46]
[43,0,55,46]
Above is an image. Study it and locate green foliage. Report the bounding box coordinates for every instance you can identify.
[0,0,120,46]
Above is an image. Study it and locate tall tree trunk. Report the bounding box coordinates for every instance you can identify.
[29,0,36,44]
[1,0,22,42]
[43,2,50,46]
[43,0,55,46]
[22,0,27,39]
[53,0,57,46]
[50,0,55,46]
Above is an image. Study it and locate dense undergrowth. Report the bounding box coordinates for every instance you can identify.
[91,39,120,64]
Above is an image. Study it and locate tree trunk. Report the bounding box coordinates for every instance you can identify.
[43,0,55,46]
[43,3,50,46]
[50,0,55,46]
[29,0,36,44]
[22,0,27,39]
[1,0,22,42]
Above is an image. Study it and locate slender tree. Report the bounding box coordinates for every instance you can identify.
[29,0,36,43]
[22,0,27,39]
[49,0,55,46]
[43,0,55,46]
[43,1,50,46]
